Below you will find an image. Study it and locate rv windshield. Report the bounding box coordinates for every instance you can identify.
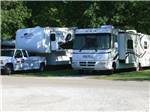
[74,33,111,50]
[1,50,14,57]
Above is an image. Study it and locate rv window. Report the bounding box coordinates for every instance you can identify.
[50,33,56,41]
[127,40,133,49]
[85,37,98,49]
[114,35,117,42]
[74,33,111,50]
[28,52,36,56]
[144,41,147,49]
[24,33,28,36]
[112,35,117,48]
[22,50,28,57]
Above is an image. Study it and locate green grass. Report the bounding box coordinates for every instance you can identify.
[92,70,150,81]
[14,69,150,81]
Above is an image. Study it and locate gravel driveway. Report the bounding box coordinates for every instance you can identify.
[1,76,150,111]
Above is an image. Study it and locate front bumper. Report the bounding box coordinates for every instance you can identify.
[0,65,5,70]
[72,60,113,70]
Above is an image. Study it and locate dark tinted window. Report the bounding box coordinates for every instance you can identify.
[112,35,117,48]
[15,50,22,58]
[144,41,147,49]
[74,33,111,50]
[28,52,36,56]
[50,33,56,41]
[22,50,28,57]
[127,40,133,49]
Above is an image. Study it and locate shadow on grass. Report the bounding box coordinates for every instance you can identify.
[13,65,78,77]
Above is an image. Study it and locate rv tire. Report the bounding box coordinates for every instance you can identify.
[39,63,45,72]
[136,63,142,71]
[112,62,116,74]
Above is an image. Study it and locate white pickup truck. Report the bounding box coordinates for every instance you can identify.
[0,49,46,75]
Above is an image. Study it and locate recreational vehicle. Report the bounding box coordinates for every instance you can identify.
[16,26,75,65]
[72,25,150,73]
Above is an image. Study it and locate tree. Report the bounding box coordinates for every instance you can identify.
[26,1,91,27]
[1,1,150,40]
[1,1,31,39]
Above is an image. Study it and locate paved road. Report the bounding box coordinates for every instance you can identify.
[1,76,150,111]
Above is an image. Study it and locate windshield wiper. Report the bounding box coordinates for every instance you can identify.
[79,46,98,52]
[79,45,86,52]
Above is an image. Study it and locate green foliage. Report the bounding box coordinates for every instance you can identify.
[26,2,61,27]
[1,1,31,39]
[1,1,150,39]
[26,1,91,27]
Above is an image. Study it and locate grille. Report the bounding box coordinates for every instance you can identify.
[80,62,86,66]
[80,62,95,66]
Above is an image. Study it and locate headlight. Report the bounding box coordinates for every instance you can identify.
[98,61,106,65]
[72,62,78,65]
[0,60,4,64]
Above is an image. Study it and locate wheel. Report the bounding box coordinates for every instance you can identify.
[39,63,45,72]
[4,64,13,75]
[136,63,142,71]
[111,62,116,74]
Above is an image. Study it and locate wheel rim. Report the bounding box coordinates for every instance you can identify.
[5,66,12,75]
[40,65,44,71]
[136,63,141,71]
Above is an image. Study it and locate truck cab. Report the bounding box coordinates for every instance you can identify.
[72,25,118,72]
[0,49,46,75]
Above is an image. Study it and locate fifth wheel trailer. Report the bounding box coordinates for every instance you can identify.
[72,25,150,72]
[118,30,150,71]
[16,26,75,65]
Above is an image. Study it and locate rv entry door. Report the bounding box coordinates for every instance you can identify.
[126,33,136,64]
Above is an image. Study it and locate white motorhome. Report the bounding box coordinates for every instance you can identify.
[72,25,150,73]
[16,26,75,65]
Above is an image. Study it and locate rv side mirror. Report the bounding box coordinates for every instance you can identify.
[114,42,118,49]
[65,33,72,42]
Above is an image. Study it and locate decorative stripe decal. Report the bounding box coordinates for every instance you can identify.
[113,53,119,60]
[125,51,146,58]
[73,52,111,54]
